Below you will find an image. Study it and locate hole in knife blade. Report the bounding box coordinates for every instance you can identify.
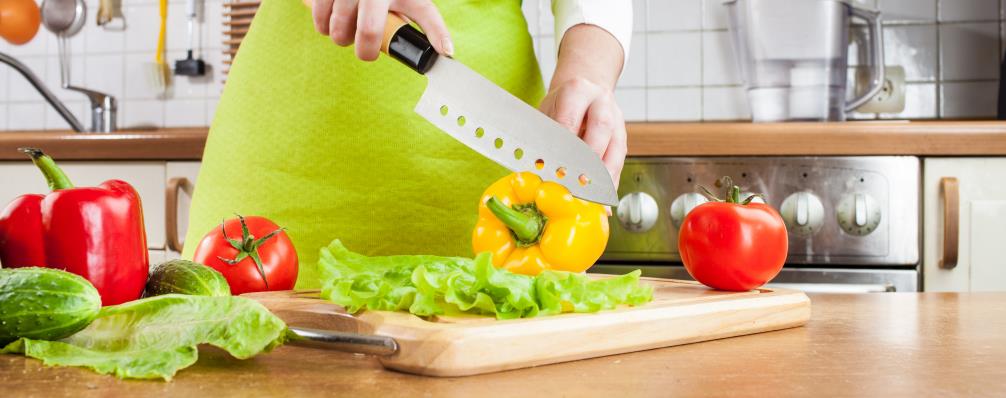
[513,148,524,160]
[475,127,485,138]
[578,174,590,186]
[457,116,466,126]
[494,138,504,149]
[555,167,566,179]
[534,159,545,170]
[439,105,449,116]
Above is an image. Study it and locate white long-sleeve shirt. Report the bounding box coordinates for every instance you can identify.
[551,0,634,67]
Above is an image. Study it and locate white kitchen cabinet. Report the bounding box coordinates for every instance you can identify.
[0,161,167,250]
[923,158,1006,292]
[148,250,167,268]
[165,162,201,258]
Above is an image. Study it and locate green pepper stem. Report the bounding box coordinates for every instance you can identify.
[486,197,543,244]
[19,147,73,191]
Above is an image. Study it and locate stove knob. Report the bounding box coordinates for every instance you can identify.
[780,192,825,237]
[670,192,709,228]
[616,192,659,232]
[836,193,882,236]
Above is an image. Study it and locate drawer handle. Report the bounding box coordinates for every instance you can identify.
[166,177,194,253]
[939,177,959,269]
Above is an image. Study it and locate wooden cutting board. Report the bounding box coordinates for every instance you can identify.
[243,277,811,377]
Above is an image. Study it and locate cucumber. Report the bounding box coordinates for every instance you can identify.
[0,267,102,343]
[145,260,231,297]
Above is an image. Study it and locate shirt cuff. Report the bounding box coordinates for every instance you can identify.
[551,0,633,72]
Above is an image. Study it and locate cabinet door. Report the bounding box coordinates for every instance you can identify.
[165,162,201,258]
[0,161,167,250]
[923,158,1006,292]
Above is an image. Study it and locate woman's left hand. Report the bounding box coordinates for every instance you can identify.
[539,24,628,187]
[538,77,627,187]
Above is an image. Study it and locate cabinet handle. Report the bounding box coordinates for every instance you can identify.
[166,177,194,253]
[939,177,959,269]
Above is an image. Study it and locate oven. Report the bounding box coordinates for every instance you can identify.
[593,157,921,292]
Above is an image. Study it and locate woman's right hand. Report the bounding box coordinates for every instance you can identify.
[310,0,453,61]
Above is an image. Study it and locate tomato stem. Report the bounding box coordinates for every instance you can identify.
[217,214,286,289]
[697,176,763,205]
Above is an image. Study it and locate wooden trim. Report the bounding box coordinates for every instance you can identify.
[0,128,208,160]
[2,122,1005,161]
[627,121,1006,156]
[224,1,260,8]
[939,177,960,269]
[223,9,258,17]
[165,177,194,252]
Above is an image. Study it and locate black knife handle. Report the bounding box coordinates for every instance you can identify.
[382,13,438,74]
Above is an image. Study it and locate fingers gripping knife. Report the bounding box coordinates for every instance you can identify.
[377,13,619,206]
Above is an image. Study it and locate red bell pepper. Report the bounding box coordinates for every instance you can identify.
[0,148,149,305]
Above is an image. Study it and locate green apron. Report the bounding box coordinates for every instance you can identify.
[182,0,545,289]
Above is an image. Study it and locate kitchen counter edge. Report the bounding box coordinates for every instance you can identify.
[2,121,1005,160]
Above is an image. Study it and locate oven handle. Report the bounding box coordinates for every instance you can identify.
[939,177,959,269]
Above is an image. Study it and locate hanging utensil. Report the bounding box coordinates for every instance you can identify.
[174,0,205,76]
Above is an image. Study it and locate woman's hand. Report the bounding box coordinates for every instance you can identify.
[539,25,627,186]
[310,0,453,61]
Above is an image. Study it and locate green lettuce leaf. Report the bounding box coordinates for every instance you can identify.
[318,240,653,319]
[1,294,289,381]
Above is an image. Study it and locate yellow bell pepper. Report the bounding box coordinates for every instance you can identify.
[472,172,609,275]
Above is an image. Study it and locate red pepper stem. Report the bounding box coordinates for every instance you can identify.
[486,197,544,245]
[19,147,74,191]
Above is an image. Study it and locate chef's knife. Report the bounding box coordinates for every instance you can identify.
[373,14,618,206]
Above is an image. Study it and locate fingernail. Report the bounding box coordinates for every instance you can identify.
[442,37,454,57]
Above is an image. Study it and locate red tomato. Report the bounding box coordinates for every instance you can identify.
[193,215,298,295]
[678,193,788,291]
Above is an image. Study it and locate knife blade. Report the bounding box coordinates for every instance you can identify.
[381,14,619,206]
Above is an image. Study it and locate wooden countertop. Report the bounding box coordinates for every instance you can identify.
[0,128,208,161]
[2,121,1005,160]
[3,292,1004,397]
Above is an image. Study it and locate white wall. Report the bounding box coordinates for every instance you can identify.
[1,0,1003,130]
[526,0,1004,121]
[1,0,224,130]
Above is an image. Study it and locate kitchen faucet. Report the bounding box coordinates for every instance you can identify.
[1,51,117,132]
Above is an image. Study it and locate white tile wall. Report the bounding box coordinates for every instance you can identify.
[524,0,1004,121]
[1,0,225,130]
[2,0,1003,130]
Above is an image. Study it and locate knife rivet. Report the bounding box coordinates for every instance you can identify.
[457,116,466,126]
[494,138,504,149]
[475,127,485,138]
[439,105,449,116]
